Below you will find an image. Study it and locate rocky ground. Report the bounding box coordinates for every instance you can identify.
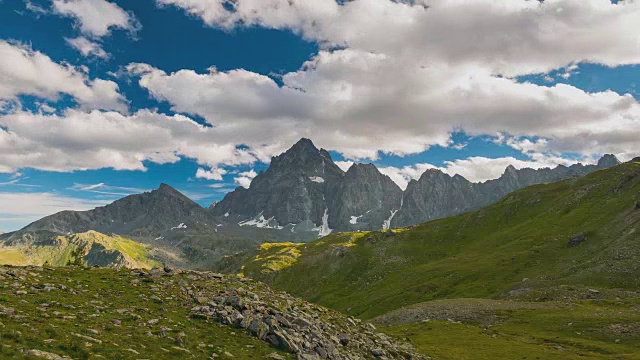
[0,265,424,359]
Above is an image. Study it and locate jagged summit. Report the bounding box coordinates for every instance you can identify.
[598,154,621,168]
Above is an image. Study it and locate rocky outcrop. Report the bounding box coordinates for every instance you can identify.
[189,273,425,359]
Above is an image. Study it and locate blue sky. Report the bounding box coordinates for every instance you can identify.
[1,0,639,232]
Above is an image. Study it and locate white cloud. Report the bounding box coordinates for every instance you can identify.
[128,47,640,162]
[0,108,278,173]
[234,169,257,188]
[157,0,640,76]
[196,167,228,181]
[69,182,146,196]
[0,192,111,232]
[53,0,138,38]
[379,155,591,189]
[65,36,109,58]
[5,0,640,176]
[0,40,126,111]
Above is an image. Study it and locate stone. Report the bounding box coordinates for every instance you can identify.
[266,353,285,360]
[26,349,71,360]
[567,232,587,247]
[371,348,385,357]
[338,334,350,346]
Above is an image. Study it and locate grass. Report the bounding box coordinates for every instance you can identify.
[241,161,640,319]
[0,265,292,359]
[0,231,159,269]
[380,298,640,360]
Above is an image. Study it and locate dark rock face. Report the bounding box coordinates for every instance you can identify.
[213,139,405,234]
[213,138,346,232]
[330,164,403,231]
[392,156,621,228]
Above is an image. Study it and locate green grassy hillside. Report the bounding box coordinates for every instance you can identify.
[241,160,640,319]
[0,231,159,269]
[0,265,293,359]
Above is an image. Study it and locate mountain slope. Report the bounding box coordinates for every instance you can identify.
[393,154,620,227]
[331,163,403,231]
[240,159,640,319]
[22,183,211,237]
[0,230,158,269]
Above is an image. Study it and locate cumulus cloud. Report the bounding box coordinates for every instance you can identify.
[234,169,257,188]
[0,108,275,173]
[52,0,139,38]
[0,40,125,111]
[196,167,228,181]
[157,0,640,76]
[65,36,109,59]
[0,192,111,232]
[129,47,640,162]
[6,0,640,177]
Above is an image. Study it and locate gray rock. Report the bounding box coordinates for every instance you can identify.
[567,232,587,247]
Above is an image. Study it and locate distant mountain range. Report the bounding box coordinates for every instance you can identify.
[213,138,620,232]
[0,138,620,269]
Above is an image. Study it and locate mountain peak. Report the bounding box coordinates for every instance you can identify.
[597,154,620,168]
[504,164,518,175]
[158,183,176,193]
[289,138,318,154]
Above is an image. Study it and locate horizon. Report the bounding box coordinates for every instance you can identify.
[0,137,623,233]
[2,0,640,231]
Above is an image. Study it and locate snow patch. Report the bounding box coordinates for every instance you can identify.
[350,215,361,225]
[309,176,325,183]
[382,210,398,230]
[171,223,187,230]
[239,212,284,230]
[382,196,404,230]
[224,212,230,217]
[315,208,333,237]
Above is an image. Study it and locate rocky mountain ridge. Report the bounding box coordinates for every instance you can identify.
[214,138,620,234]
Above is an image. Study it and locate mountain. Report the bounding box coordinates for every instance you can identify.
[3,184,262,268]
[0,230,158,269]
[214,138,620,235]
[213,139,407,236]
[238,159,640,319]
[22,183,210,237]
[393,155,620,227]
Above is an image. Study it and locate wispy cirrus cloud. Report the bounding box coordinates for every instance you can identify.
[69,182,147,196]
